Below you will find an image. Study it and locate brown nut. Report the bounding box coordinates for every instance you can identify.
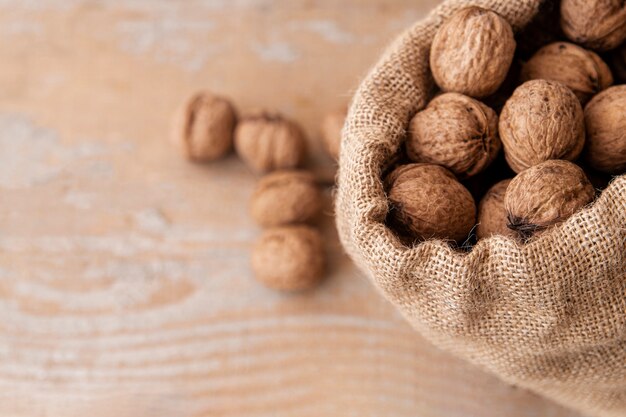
[250,170,322,227]
[521,42,613,104]
[504,160,595,241]
[407,93,500,178]
[560,0,626,51]
[385,163,476,243]
[583,85,626,174]
[234,111,306,173]
[430,6,516,98]
[251,225,325,291]
[476,179,516,240]
[499,80,585,173]
[172,91,237,162]
[321,107,347,160]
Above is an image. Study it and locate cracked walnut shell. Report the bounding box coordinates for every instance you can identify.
[407,93,500,178]
[499,80,585,173]
[430,6,516,98]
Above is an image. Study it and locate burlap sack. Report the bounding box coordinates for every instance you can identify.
[336,1,626,416]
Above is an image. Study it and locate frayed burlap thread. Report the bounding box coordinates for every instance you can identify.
[336,1,626,416]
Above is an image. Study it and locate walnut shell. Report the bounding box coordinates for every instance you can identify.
[560,0,626,51]
[476,179,516,240]
[407,93,500,178]
[499,80,585,173]
[430,6,516,98]
[251,225,325,291]
[583,85,626,174]
[321,108,347,160]
[234,111,306,173]
[504,160,595,241]
[385,163,476,243]
[172,91,237,162]
[521,42,613,104]
[250,170,322,227]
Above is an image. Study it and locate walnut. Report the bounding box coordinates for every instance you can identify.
[320,107,347,160]
[521,42,613,104]
[476,179,516,240]
[250,170,322,227]
[234,111,306,173]
[504,160,595,241]
[251,225,325,291]
[172,91,237,162]
[430,6,516,98]
[499,80,585,173]
[583,85,626,174]
[385,163,476,243]
[560,0,626,51]
[407,93,500,178]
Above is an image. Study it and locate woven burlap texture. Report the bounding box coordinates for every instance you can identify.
[336,1,626,416]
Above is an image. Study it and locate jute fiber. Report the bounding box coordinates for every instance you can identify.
[336,1,626,415]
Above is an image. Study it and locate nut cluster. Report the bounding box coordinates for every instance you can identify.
[383,5,626,246]
[172,92,329,292]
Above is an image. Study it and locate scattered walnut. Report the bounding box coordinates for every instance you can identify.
[430,6,516,98]
[583,85,626,174]
[250,170,322,227]
[234,111,306,173]
[321,107,347,160]
[407,93,500,178]
[251,225,325,291]
[560,0,626,51]
[385,163,476,243]
[504,160,595,241]
[521,42,613,104]
[476,179,516,240]
[499,80,585,173]
[172,91,237,162]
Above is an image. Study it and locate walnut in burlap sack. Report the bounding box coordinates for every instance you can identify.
[336,1,626,416]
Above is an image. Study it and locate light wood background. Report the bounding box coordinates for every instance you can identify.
[0,1,584,416]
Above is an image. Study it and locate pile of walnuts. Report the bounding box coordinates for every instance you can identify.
[386,2,626,246]
[172,92,346,292]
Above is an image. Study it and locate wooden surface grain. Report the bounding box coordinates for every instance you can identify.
[0,1,582,416]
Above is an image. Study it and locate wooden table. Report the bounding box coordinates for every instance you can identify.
[0,1,582,416]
